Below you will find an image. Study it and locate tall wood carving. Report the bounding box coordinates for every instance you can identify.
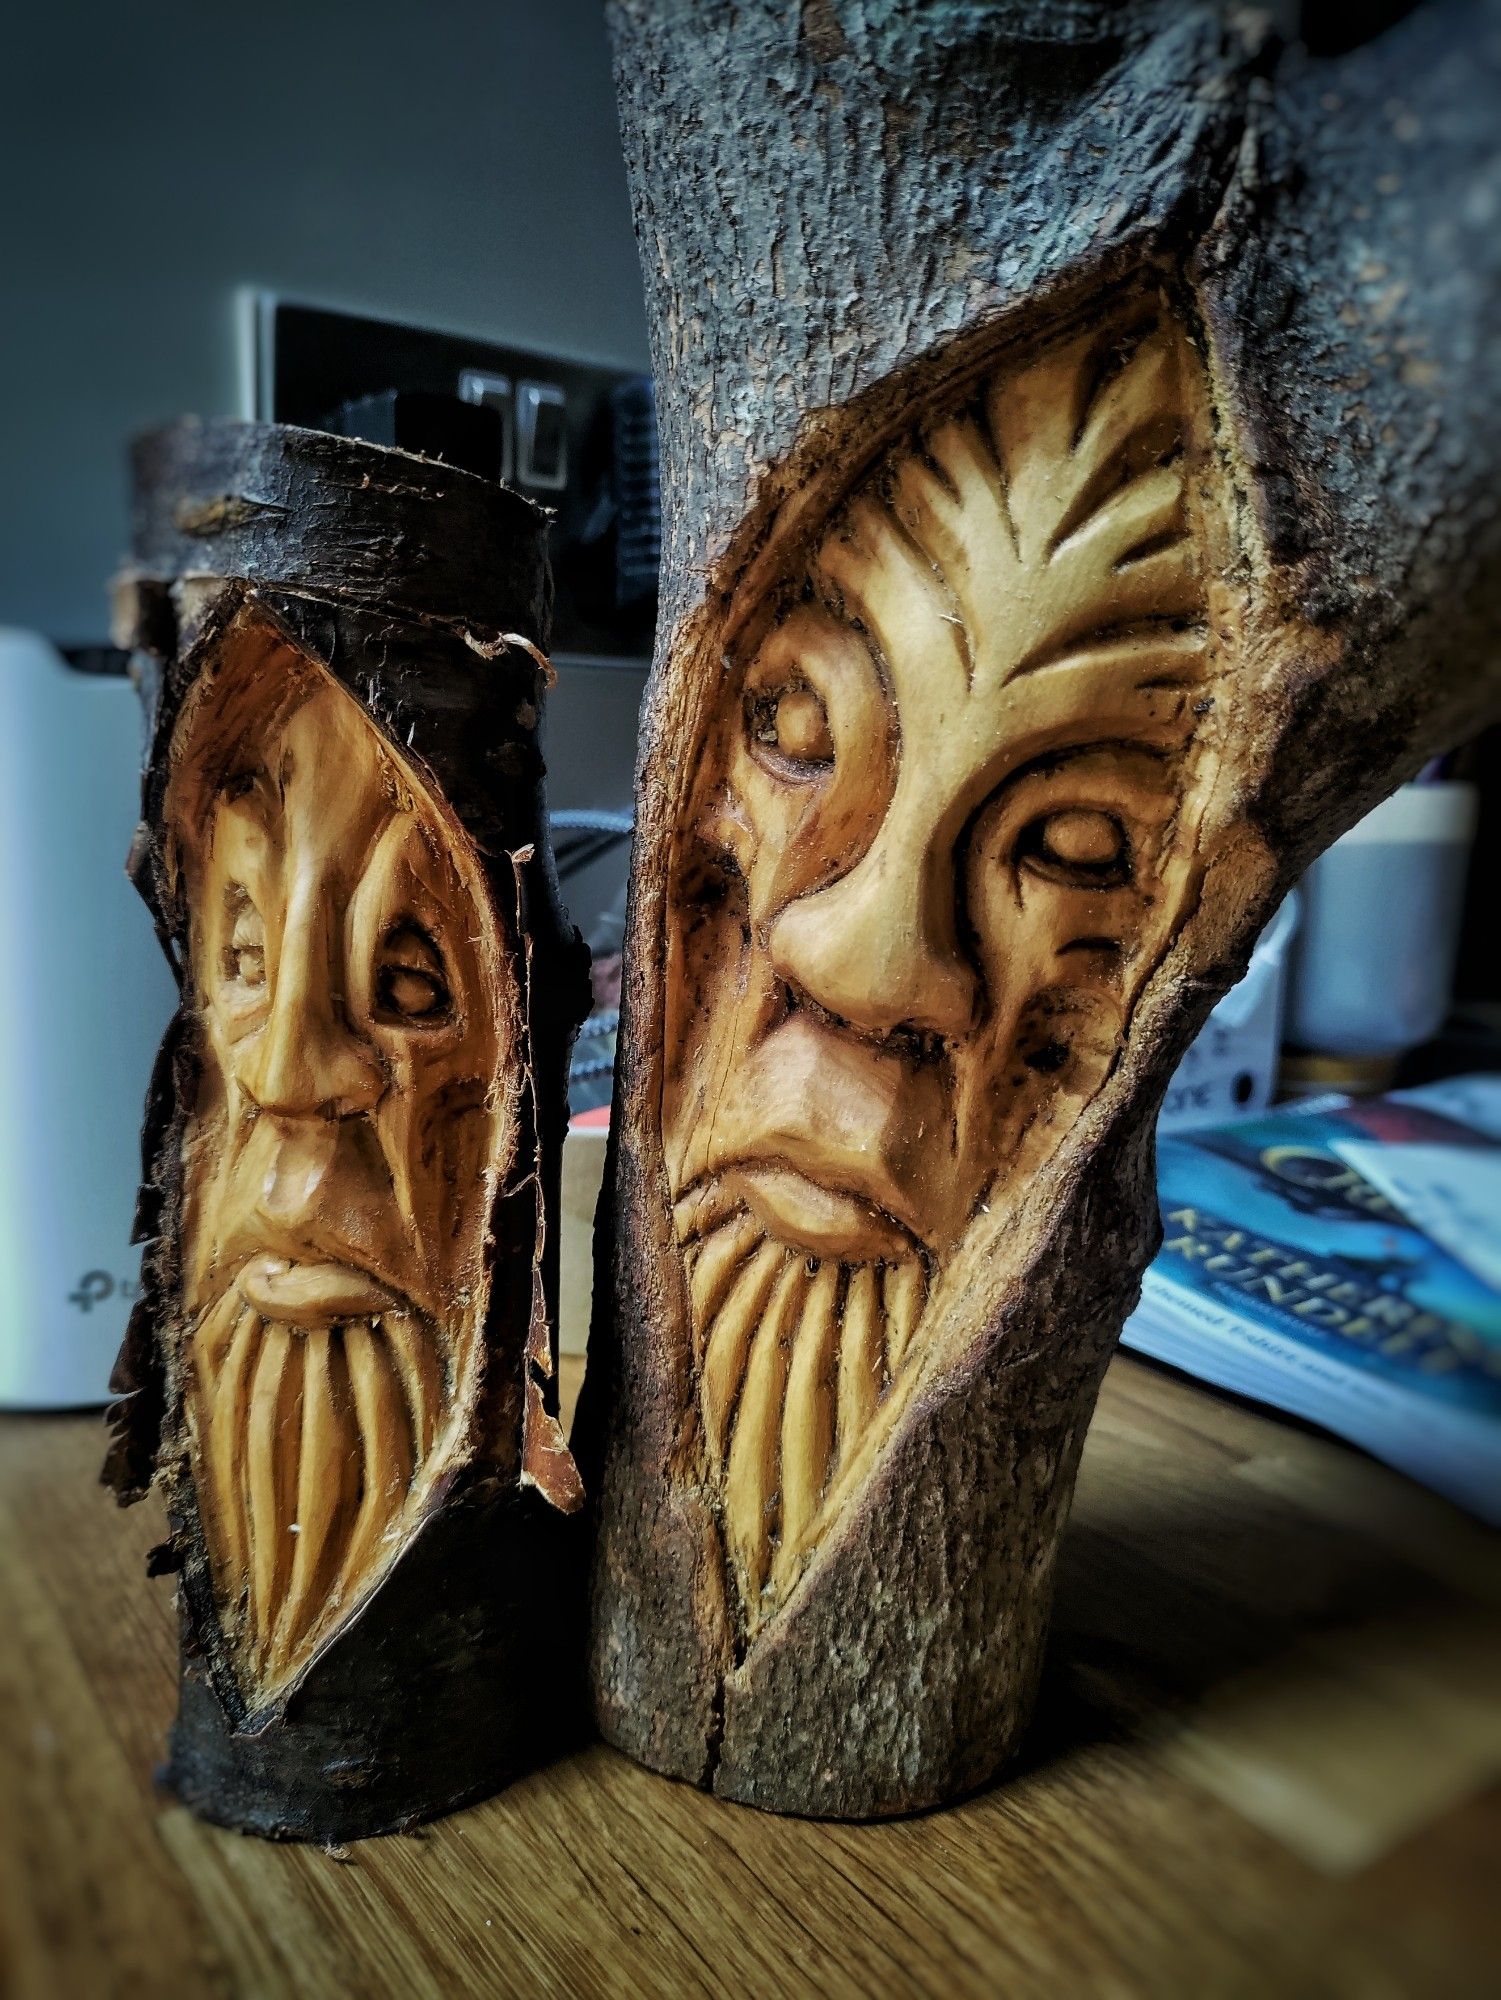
[581,0,1501,1816]
[106,420,589,1840]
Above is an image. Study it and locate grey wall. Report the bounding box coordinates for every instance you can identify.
[3,0,649,935]
[2,0,647,642]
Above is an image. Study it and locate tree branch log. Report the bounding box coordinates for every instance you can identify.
[106,419,590,1840]
[582,0,1501,1816]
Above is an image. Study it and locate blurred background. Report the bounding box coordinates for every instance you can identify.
[3,0,1499,1393]
[1,0,652,1402]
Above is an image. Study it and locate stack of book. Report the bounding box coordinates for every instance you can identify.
[1123,1076,1501,1522]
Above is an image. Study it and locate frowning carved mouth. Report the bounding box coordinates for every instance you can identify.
[668,1010,949,1256]
[710,1160,919,1262]
[235,1253,404,1329]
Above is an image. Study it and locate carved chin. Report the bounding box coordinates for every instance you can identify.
[679,1198,929,1628]
[187,1291,450,1699]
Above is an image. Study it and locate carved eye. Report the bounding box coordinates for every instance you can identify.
[1018,809,1131,888]
[224,896,266,988]
[376,924,452,1022]
[749,683,834,769]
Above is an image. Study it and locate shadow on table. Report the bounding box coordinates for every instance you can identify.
[1016,1433,1468,1785]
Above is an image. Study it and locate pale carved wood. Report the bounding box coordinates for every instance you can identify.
[106,418,589,1840]
[663,294,1222,1624]
[167,611,521,1698]
[581,0,1501,1819]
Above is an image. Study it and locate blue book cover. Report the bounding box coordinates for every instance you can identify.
[1122,1080,1501,1522]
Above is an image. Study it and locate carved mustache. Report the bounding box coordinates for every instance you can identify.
[678,1013,945,1250]
[197,1221,426,1330]
[674,1162,920,1266]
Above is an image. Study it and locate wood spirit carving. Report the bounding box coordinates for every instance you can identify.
[105,419,589,1840]
[665,297,1222,1624]
[581,0,1501,1817]
[172,635,517,1696]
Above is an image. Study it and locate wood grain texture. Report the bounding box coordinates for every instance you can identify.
[6,1358,1499,1999]
[584,0,1501,1817]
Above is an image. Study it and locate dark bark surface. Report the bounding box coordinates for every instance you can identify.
[582,0,1501,1816]
[106,420,591,1841]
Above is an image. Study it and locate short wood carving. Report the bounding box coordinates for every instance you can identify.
[106,419,589,1839]
[172,627,519,1695]
[582,0,1501,1817]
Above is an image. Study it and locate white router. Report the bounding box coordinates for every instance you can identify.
[0,631,177,1406]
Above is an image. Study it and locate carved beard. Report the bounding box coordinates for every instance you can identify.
[186,1288,449,1697]
[678,1195,930,1626]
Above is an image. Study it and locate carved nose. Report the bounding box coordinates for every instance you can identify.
[767,832,977,1040]
[240,904,385,1120]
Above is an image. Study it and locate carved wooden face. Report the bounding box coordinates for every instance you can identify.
[663,301,1224,1621]
[166,614,517,1698]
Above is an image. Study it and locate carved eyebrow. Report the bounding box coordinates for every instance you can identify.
[966,736,1179,825]
[203,763,276,846]
[812,320,1206,711]
[219,765,263,801]
[1003,737,1177,784]
[1009,619,1208,687]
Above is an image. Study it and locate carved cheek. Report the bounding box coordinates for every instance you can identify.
[963,818,1130,1037]
[961,820,1029,1024]
[1023,881,1136,991]
[724,739,877,930]
[690,767,757,884]
[778,752,894,918]
[340,818,504,1255]
[351,989,509,1319]
[967,887,1059,1046]
[409,1091,502,1287]
[726,746,826,921]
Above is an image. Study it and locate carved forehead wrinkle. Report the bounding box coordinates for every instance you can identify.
[799,305,1208,766]
[746,600,871,684]
[280,682,394,804]
[166,630,320,876]
[815,496,968,707]
[349,812,446,927]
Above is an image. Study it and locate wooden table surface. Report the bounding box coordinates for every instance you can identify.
[3,1353,1498,2000]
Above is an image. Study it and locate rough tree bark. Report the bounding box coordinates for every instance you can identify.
[105,419,590,1840]
[580,0,1501,1817]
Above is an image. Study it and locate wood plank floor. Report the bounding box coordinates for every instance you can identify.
[3,1354,1497,2000]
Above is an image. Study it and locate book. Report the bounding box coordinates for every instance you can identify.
[1121,1077,1501,1523]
